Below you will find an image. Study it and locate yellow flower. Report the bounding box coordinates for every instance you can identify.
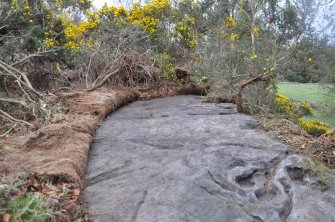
[55,63,61,71]
[308,57,313,62]
[224,16,235,27]
[230,33,239,42]
[253,27,259,37]
[47,41,54,47]
[28,19,33,23]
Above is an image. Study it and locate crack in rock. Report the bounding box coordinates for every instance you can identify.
[86,160,132,186]
[132,190,148,221]
[282,195,293,222]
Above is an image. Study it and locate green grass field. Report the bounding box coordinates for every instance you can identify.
[278,82,335,128]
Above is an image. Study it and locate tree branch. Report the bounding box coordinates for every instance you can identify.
[11,49,58,66]
[89,68,120,91]
[0,61,44,98]
[234,73,274,113]
[0,110,33,126]
[0,124,17,138]
[0,97,25,106]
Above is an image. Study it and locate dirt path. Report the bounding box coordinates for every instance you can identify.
[85,95,335,222]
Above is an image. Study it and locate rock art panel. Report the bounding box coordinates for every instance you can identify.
[85,96,335,222]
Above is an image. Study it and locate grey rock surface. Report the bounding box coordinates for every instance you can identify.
[85,96,335,222]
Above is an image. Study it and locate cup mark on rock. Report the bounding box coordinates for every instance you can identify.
[254,186,280,201]
[235,169,258,187]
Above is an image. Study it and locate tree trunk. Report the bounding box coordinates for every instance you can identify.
[234,74,270,113]
[234,85,244,113]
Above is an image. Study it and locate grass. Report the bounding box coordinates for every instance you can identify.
[278,83,328,103]
[278,82,335,128]
[2,194,55,222]
[0,176,56,222]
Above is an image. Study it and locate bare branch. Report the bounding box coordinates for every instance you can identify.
[11,49,58,66]
[89,68,120,91]
[0,97,25,106]
[0,124,17,138]
[0,110,33,126]
[0,61,44,98]
[234,73,275,113]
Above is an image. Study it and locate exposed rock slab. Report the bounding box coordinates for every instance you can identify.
[85,96,335,222]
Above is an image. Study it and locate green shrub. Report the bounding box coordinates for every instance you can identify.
[154,52,183,85]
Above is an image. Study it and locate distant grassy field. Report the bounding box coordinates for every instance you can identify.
[278,82,335,128]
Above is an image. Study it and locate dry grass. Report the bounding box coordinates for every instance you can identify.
[257,114,335,169]
[0,88,138,221]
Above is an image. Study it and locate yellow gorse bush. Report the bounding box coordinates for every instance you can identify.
[43,0,197,53]
[299,101,314,116]
[274,93,294,115]
[175,17,198,49]
[298,118,333,137]
[11,0,32,17]
[128,0,171,34]
[275,93,332,136]
[63,19,100,49]
[274,93,313,117]
[88,3,128,25]
[158,52,179,84]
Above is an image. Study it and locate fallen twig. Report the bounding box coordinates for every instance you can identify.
[0,123,17,138]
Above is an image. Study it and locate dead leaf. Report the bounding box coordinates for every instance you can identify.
[3,213,11,222]
[44,190,56,196]
[73,188,80,196]
[301,144,306,149]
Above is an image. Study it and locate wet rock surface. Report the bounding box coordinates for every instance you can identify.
[85,96,335,222]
